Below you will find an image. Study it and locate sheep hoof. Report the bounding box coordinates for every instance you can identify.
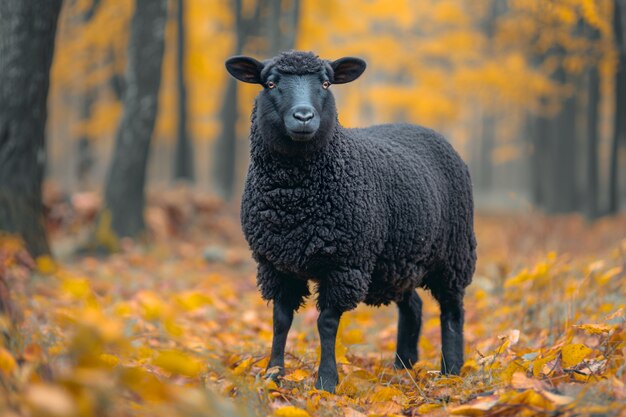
[314,374,338,393]
[441,361,462,376]
[265,366,284,384]
[393,356,417,370]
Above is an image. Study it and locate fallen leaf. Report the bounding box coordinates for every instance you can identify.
[35,256,57,275]
[153,350,204,377]
[561,344,592,368]
[274,405,311,417]
[284,369,309,382]
[368,386,407,404]
[0,347,17,375]
[541,390,574,406]
[574,324,615,335]
[449,397,499,416]
[25,384,76,416]
[343,407,367,417]
[510,372,545,390]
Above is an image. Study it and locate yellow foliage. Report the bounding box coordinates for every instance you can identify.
[153,350,204,377]
[175,291,213,311]
[284,369,309,382]
[561,343,593,368]
[36,256,57,275]
[274,405,311,417]
[1,215,625,415]
[99,353,120,368]
[368,386,407,405]
[137,291,170,321]
[0,348,17,375]
[232,357,253,376]
[95,210,119,253]
[575,323,616,335]
[61,277,92,299]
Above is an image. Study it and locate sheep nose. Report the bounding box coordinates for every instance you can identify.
[292,106,315,124]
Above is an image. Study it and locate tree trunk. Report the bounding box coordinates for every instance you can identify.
[77,0,104,191]
[103,0,167,238]
[173,0,194,182]
[266,0,301,55]
[212,0,244,200]
[585,63,601,219]
[479,115,495,191]
[549,89,579,213]
[212,0,300,200]
[608,0,626,214]
[0,0,63,257]
[529,114,546,207]
[77,93,95,190]
[213,78,239,200]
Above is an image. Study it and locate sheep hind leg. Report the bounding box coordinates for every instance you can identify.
[394,290,422,369]
[434,291,464,375]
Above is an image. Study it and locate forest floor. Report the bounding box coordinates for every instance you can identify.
[1,191,625,417]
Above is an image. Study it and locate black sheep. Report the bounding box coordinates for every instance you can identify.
[225,51,477,393]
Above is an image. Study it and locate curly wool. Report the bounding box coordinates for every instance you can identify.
[242,118,477,312]
[263,50,332,77]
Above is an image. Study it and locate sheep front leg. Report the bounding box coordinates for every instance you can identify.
[394,290,422,369]
[315,306,342,392]
[266,299,294,382]
[314,268,368,392]
[257,262,310,382]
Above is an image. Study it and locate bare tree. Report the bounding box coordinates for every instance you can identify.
[212,0,300,200]
[608,0,626,215]
[0,0,63,256]
[102,0,167,238]
[585,26,601,220]
[173,0,194,182]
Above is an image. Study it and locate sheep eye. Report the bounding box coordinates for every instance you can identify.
[267,81,276,89]
[322,80,331,89]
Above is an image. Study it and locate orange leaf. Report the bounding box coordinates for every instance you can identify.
[284,369,309,382]
[0,348,17,375]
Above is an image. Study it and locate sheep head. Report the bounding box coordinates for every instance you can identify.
[225,51,366,155]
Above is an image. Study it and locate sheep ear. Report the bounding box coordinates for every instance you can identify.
[225,56,264,84]
[331,57,366,84]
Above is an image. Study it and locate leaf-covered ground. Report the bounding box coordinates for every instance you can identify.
[1,199,625,417]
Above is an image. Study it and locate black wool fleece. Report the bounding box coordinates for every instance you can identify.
[241,51,477,314]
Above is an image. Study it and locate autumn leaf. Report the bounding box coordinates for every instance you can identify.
[36,255,57,275]
[153,350,204,377]
[368,386,407,405]
[284,369,309,382]
[449,396,499,416]
[0,348,17,375]
[232,357,253,376]
[25,384,77,416]
[561,344,593,368]
[575,324,616,335]
[343,407,367,417]
[274,405,311,417]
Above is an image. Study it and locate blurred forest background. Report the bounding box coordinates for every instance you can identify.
[48,0,626,204]
[1,0,626,255]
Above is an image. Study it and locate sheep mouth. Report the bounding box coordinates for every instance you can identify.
[288,129,317,142]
